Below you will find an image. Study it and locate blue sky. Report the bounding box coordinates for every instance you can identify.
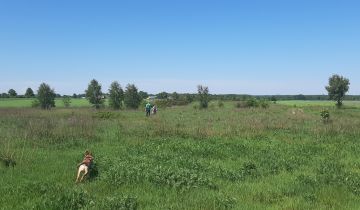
[0,0,359,95]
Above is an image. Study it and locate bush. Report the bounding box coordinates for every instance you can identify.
[259,99,270,109]
[320,110,330,123]
[154,99,174,108]
[218,100,224,108]
[235,101,246,108]
[31,99,40,108]
[246,98,259,108]
[197,85,210,109]
[0,154,16,168]
[93,111,115,120]
[62,96,71,108]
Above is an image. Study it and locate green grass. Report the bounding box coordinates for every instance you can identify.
[1,102,360,209]
[277,100,360,108]
[0,98,91,108]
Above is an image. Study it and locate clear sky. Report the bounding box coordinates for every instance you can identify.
[0,0,359,95]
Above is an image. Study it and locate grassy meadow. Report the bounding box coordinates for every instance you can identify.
[0,98,91,108]
[1,101,360,209]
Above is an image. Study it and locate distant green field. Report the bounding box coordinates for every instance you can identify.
[277,100,360,107]
[0,98,91,108]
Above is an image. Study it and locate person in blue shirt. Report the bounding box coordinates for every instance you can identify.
[145,102,151,117]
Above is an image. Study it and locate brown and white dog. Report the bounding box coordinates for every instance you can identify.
[75,150,93,183]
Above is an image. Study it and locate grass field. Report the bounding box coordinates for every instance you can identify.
[277,100,360,108]
[0,98,91,108]
[2,98,360,109]
[1,101,360,209]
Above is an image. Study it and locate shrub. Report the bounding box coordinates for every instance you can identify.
[218,100,224,108]
[259,99,270,109]
[197,85,210,109]
[31,99,40,108]
[246,98,259,108]
[0,154,16,168]
[320,110,330,123]
[235,101,246,108]
[62,96,71,108]
[93,111,115,119]
[155,99,173,108]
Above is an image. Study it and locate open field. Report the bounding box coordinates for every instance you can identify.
[1,102,360,209]
[2,98,360,108]
[0,98,91,108]
[277,100,360,108]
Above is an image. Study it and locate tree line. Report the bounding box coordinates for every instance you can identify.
[0,74,353,109]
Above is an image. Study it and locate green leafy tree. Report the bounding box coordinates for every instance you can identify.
[124,84,141,109]
[25,88,35,98]
[108,81,124,109]
[8,89,17,97]
[1,93,9,98]
[139,91,149,100]
[197,85,210,109]
[37,83,56,109]
[185,94,195,103]
[157,92,168,99]
[171,92,179,100]
[325,74,350,107]
[85,79,104,109]
[62,96,71,108]
[270,96,277,103]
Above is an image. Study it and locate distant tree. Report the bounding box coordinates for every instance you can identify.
[326,74,350,108]
[25,88,35,98]
[124,84,141,109]
[270,96,277,103]
[172,92,180,100]
[37,83,56,109]
[62,96,71,108]
[8,89,17,97]
[197,85,209,109]
[1,93,9,98]
[139,91,149,100]
[157,92,168,99]
[294,94,306,100]
[85,79,104,109]
[72,93,77,98]
[108,81,124,109]
[184,94,195,103]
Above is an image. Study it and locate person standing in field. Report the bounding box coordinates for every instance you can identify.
[145,102,151,117]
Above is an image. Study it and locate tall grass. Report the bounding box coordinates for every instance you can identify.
[1,103,360,209]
